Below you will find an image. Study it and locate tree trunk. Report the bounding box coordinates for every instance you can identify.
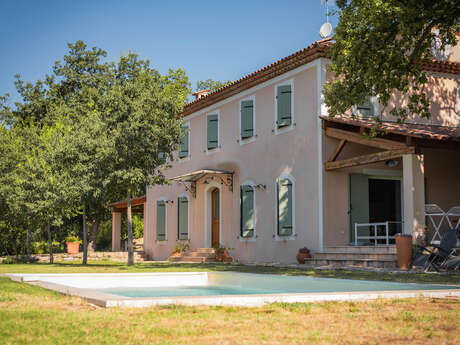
[47,222,53,264]
[127,190,134,265]
[88,220,99,252]
[82,204,88,265]
[26,225,31,260]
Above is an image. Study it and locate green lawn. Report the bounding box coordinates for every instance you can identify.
[0,274,459,345]
[1,260,460,285]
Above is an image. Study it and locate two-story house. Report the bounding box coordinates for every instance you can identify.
[115,37,460,265]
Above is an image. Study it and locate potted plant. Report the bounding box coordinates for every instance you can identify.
[169,241,190,258]
[65,235,81,255]
[214,245,233,262]
[296,247,311,264]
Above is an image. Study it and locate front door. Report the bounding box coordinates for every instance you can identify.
[211,188,220,247]
[349,174,402,244]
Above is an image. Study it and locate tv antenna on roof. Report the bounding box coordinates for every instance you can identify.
[319,0,332,38]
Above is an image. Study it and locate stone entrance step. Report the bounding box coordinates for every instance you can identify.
[304,246,398,268]
[169,248,217,263]
[323,246,396,254]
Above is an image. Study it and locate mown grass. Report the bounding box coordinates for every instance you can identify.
[0,276,459,345]
[1,260,460,285]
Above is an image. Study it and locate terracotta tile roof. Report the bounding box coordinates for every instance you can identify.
[417,59,460,75]
[182,39,460,117]
[182,38,333,116]
[321,116,460,142]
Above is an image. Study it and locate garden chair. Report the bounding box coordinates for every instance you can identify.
[423,228,459,272]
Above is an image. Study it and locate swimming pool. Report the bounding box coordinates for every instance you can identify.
[6,272,460,308]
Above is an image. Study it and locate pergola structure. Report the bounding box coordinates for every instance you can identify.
[106,195,146,251]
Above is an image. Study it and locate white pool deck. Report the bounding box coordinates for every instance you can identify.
[4,272,460,308]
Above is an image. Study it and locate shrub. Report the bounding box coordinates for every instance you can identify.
[31,241,65,254]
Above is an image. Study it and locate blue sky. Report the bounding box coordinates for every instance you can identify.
[0,0,337,104]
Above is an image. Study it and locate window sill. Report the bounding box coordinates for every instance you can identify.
[274,123,295,136]
[238,235,256,243]
[274,234,296,241]
[239,135,257,146]
[178,155,191,162]
[156,240,168,245]
[205,147,221,155]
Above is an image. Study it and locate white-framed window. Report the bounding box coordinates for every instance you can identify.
[274,79,294,134]
[353,95,379,118]
[240,181,256,241]
[178,121,190,160]
[156,198,167,241]
[177,193,189,240]
[275,174,296,240]
[239,95,256,144]
[206,110,220,154]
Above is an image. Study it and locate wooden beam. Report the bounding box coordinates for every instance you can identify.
[328,139,347,162]
[325,147,415,171]
[325,127,406,150]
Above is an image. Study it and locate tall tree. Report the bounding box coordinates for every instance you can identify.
[106,55,190,265]
[324,0,459,124]
[196,79,232,92]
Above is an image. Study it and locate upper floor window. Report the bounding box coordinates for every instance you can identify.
[156,199,166,241]
[206,112,219,151]
[158,152,167,164]
[276,175,295,238]
[177,195,189,240]
[179,123,190,159]
[240,183,255,239]
[355,96,377,118]
[240,96,255,142]
[275,81,294,133]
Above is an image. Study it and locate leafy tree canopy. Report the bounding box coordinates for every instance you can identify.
[196,79,232,92]
[324,0,460,123]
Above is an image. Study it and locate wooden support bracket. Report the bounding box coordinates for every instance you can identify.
[328,139,347,162]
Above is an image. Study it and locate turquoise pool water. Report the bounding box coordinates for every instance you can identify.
[96,272,459,298]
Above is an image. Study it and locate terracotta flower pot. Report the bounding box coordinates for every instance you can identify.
[66,242,80,255]
[296,252,311,264]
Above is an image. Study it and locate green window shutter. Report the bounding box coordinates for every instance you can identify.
[277,178,293,236]
[177,197,189,240]
[357,96,374,117]
[276,85,292,128]
[179,125,189,158]
[240,185,255,238]
[240,100,254,139]
[156,200,166,241]
[207,114,218,150]
[158,152,167,164]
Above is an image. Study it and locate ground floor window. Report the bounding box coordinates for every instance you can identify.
[156,200,166,241]
[240,184,255,238]
[177,195,189,240]
[276,176,294,236]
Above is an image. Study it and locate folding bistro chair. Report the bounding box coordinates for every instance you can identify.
[425,204,447,245]
[424,228,458,272]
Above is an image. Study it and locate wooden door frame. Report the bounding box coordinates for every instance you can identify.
[211,188,220,247]
[348,173,404,243]
[204,182,222,248]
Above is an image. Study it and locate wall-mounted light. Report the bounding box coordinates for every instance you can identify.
[255,184,267,190]
[385,159,399,168]
[165,200,174,204]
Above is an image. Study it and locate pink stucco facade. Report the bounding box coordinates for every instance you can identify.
[144,40,460,263]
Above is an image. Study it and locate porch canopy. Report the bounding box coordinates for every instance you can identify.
[170,169,233,198]
[321,116,460,171]
[106,195,146,251]
[321,116,460,243]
